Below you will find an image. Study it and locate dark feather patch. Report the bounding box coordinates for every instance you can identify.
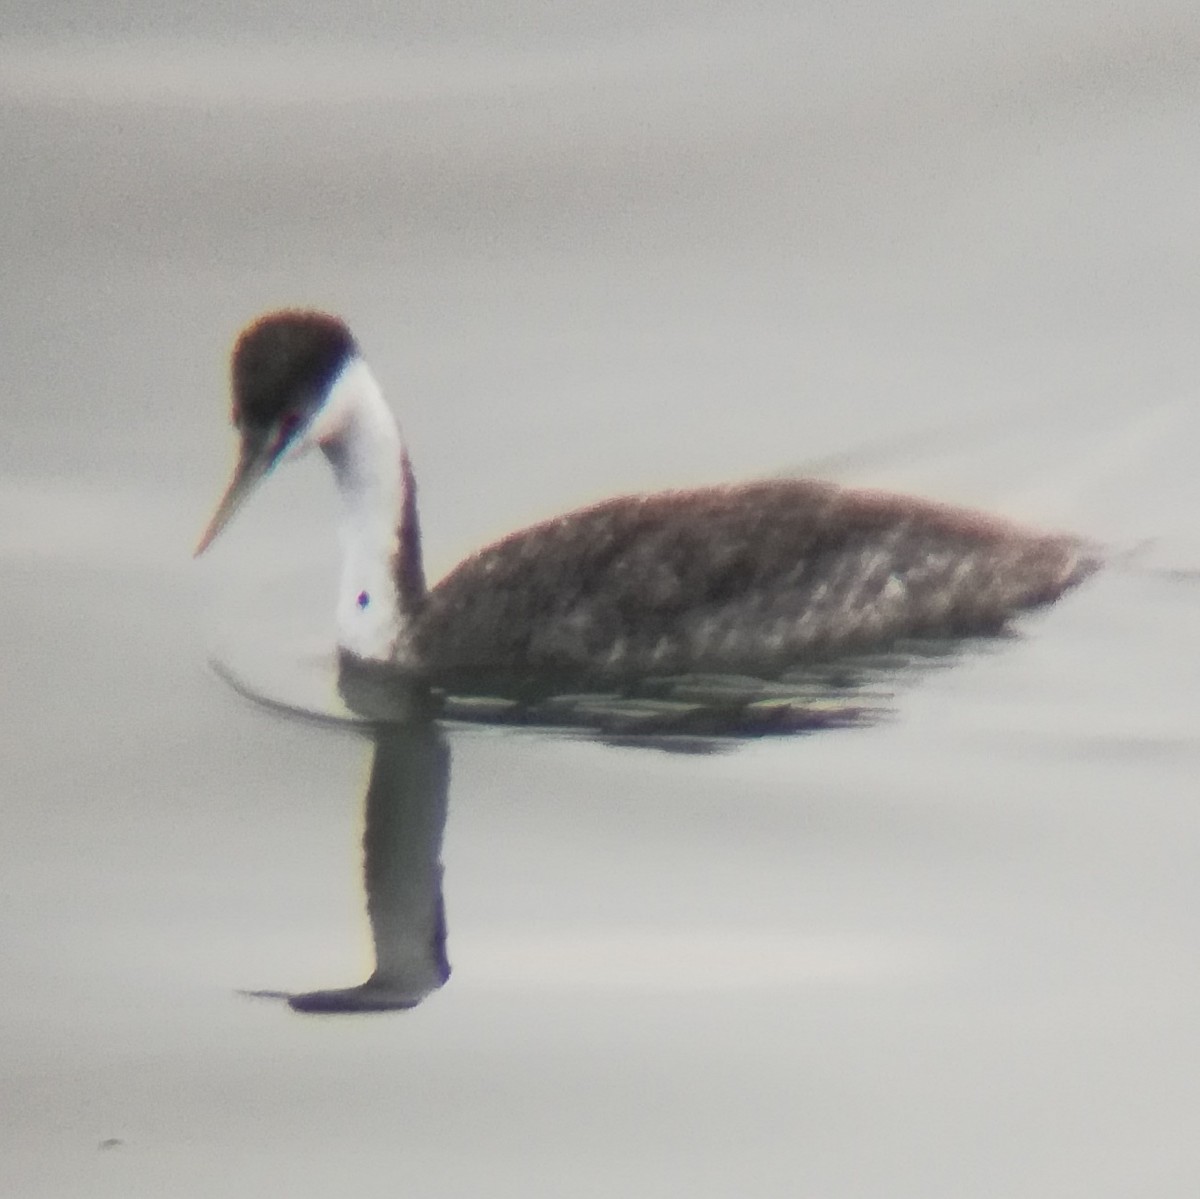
[232,311,357,430]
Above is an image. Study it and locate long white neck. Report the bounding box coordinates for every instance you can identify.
[315,358,425,664]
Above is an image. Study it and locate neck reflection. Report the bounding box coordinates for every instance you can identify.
[248,673,451,1014]
[294,719,450,1013]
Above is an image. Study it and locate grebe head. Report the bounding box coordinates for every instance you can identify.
[195,310,358,555]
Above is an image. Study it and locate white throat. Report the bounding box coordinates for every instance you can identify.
[312,357,419,664]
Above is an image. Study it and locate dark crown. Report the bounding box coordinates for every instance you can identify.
[231,310,358,429]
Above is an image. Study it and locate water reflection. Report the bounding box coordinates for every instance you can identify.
[434,637,974,744]
[246,678,452,1013]
[236,637,984,1012]
[212,593,977,741]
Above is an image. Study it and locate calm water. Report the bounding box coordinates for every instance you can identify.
[4,3,1200,1195]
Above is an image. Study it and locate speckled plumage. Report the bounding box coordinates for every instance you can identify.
[409,478,1098,689]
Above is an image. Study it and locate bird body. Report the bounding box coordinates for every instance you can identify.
[415,479,1091,690]
[196,310,1097,694]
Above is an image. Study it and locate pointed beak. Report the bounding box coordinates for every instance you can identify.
[194,430,274,557]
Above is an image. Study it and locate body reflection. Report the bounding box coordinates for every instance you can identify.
[240,641,972,1013]
[247,679,451,1013]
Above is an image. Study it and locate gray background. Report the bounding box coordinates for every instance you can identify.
[3,3,1200,1195]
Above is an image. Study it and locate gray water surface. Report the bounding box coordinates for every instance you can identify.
[4,4,1200,1196]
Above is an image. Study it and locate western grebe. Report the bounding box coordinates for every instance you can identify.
[195,310,1098,693]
